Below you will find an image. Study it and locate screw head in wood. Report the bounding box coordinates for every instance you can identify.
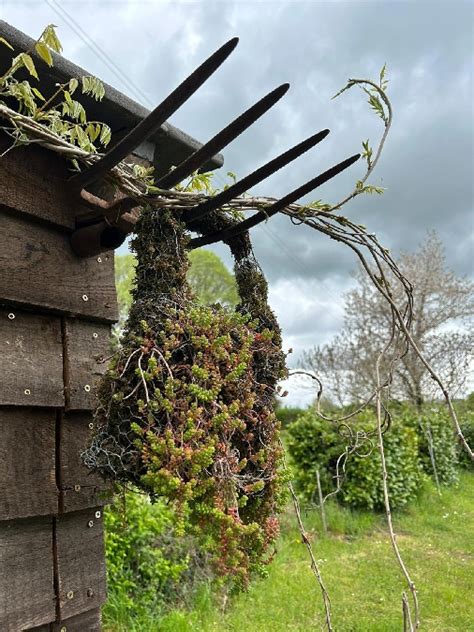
[82,294,89,302]
[24,388,31,395]
[84,384,91,392]
[66,590,74,600]
[7,313,15,320]
[92,332,99,339]
[97,256,102,263]
[88,519,94,528]
[74,484,81,492]
[95,510,101,519]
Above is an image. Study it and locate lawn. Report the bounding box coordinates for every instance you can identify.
[103,472,473,631]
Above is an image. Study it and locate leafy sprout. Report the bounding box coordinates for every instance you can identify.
[0,24,111,154]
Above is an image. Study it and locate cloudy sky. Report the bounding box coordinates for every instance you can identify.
[2,1,472,403]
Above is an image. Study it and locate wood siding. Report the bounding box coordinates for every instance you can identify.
[0,209,118,322]
[0,140,117,630]
[0,517,55,631]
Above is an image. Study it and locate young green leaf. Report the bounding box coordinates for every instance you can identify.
[42,25,62,54]
[86,123,100,143]
[361,184,385,195]
[331,79,356,100]
[32,87,46,101]
[379,63,389,91]
[0,37,13,50]
[81,75,106,101]
[69,77,79,94]
[19,53,39,80]
[99,123,112,146]
[35,41,53,67]
[361,139,373,168]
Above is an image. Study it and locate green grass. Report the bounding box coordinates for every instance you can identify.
[104,472,474,631]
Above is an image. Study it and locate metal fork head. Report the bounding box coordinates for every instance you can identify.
[155,83,290,190]
[185,128,330,226]
[189,153,361,249]
[69,37,239,190]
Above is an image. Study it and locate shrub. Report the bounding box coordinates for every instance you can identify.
[104,490,210,620]
[287,409,423,511]
[341,421,422,510]
[276,407,306,428]
[415,408,459,485]
[284,410,344,502]
[458,411,474,470]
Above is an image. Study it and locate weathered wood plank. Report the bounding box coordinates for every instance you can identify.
[0,408,57,520]
[25,607,102,632]
[25,607,103,632]
[0,136,91,230]
[0,308,64,406]
[60,412,112,513]
[64,319,112,410]
[51,608,102,632]
[0,516,55,631]
[56,508,107,620]
[0,210,118,322]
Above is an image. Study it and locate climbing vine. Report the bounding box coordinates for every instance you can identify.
[0,25,110,158]
[1,23,472,630]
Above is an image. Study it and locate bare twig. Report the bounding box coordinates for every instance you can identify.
[316,470,328,535]
[375,338,419,630]
[279,441,332,630]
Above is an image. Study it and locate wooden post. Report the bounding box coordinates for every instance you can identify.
[426,422,441,496]
[316,469,328,534]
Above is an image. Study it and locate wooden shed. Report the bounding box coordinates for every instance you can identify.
[0,21,222,631]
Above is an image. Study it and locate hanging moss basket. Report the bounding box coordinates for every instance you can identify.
[84,206,287,585]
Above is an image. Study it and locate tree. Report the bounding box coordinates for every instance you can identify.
[115,253,136,332]
[301,232,474,408]
[114,249,238,329]
[187,249,238,307]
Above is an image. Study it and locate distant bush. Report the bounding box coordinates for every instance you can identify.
[104,491,211,620]
[415,408,459,485]
[458,412,474,470]
[276,407,306,427]
[287,409,423,511]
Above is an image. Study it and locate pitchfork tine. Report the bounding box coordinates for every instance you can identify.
[189,153,361,248]
[156,83,290,190]
[185,128,330,225]
[69,37,239,189]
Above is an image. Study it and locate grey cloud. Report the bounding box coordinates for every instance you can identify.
[3,0,473,355]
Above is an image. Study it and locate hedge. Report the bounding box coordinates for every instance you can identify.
[286,404,462,511]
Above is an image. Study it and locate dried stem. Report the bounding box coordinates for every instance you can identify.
[375,338,419,629]
[284,455,333,630]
